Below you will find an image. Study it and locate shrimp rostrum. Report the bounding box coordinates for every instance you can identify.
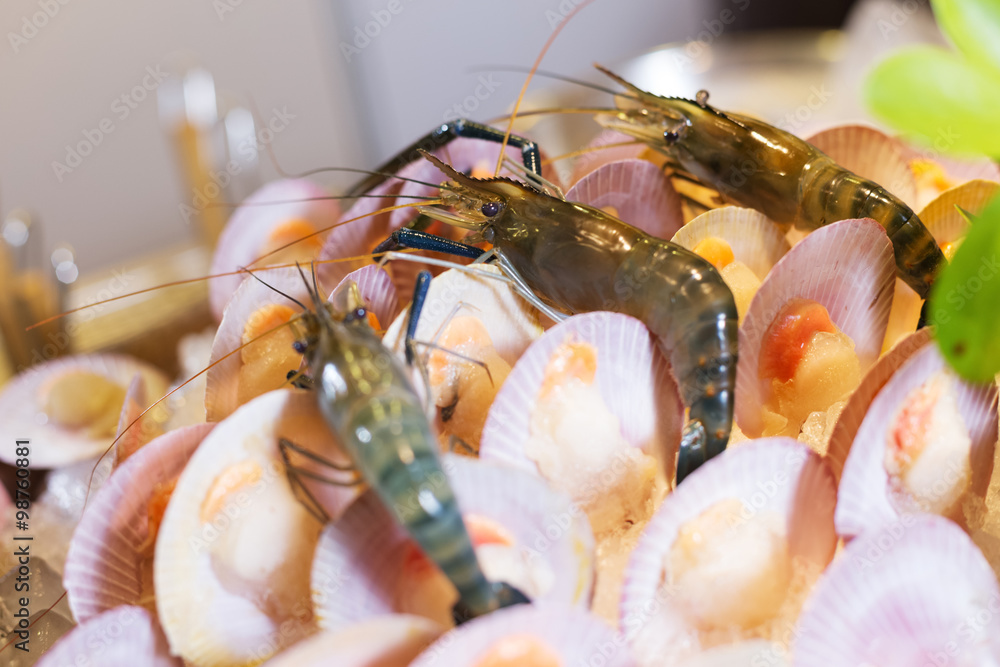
[588,66,944,303]
[386,152,738,482]
[286,269,528,622]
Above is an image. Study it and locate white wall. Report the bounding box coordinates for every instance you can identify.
[0,0,714,274]
[1,0,365,273]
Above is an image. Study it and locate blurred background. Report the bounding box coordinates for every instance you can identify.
[0,0,946,378]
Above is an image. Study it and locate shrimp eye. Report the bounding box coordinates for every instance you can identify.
[664,129,680,144]
[292,340,307,353]
[346,307,367,323]
[481,201,501,217]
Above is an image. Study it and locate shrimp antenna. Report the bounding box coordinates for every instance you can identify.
[470,65,639,100]
[495,0,599,177]
[244,267,308,311]
[246,94,457,193]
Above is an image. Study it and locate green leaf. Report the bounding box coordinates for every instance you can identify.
[864,46,1000,158]
[932,0,1000,72]
[930,192,1000,382]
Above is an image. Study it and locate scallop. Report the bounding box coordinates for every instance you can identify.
[0,354,169,469]
[209,178,340,321]
[672,207,791,322]
[479,311,682,625]
[794,515,1000,666]
[565,158,684,239]
[382,265,544,453]
[735,218,895,449]
[835,339,997,540]
[620,438,836,666]
[63,423,213,623]
[311,455,594,632]
[410,603,638,667]
[154,389,357,666]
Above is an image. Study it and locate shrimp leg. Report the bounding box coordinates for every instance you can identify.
[348,118,542,196]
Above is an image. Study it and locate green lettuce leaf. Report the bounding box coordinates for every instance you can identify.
[864,46,1000,158]
[930,193,1000,382]
[932,0,1000,71]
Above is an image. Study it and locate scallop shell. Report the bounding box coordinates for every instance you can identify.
[0,354,170,468]
[807,124,918,209]
[382,264,544,367]
[835,342,998,540]
[565,158,684,239]
[316,177,398,289]
[671,207,790,281]
[311,455,595,631]
[620,438,837,662]
[210,178,339,320]
[155,390,356,666]
[920,179,1000,245]
[826,329,932,482]
[261,614,443,667]
[479,311,684,480]
[328,264,400,330]
[205,266,312,422]
[36,605,180,667]
[735,218,896,438]
[793,515,1000,666]
[410,603,638,667]
[570,129,649,184]
[63,423,213,623]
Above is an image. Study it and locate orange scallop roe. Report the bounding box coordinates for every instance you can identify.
[538,341,598,401]
[470,162,494,181]
[428,316,494,385]
[366,310,381,331]
[909,158,954,193]
[402,513,514,577]
[758,298,837,383]
[693,236,735,270]
[474,635,563,667]
[600,205,620,218]
[261,218,324,256]
[147,478,178,540]
[243,303,298,344]
[940,240,961,262]
[887,377,941,468]
[199,460,262,523]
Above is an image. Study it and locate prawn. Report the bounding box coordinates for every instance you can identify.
[379,151,738,481]
[282,267,529,622]
[581,66,945,303]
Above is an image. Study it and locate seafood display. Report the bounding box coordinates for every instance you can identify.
[6,5,1000,666]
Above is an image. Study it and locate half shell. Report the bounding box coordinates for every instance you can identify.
[36,605,179,667]
[63,422,213,623]
[793,515,1000,666]
[311,455,595,631]
[735,218,895,439]
[410,603,638,667]
[565,158,683,239]
[620,438,836,665]
[261,614,443,667]
[0,354,169,468]
[155,389,356,666]
[210,178,339,320]
[835,341,997,539]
